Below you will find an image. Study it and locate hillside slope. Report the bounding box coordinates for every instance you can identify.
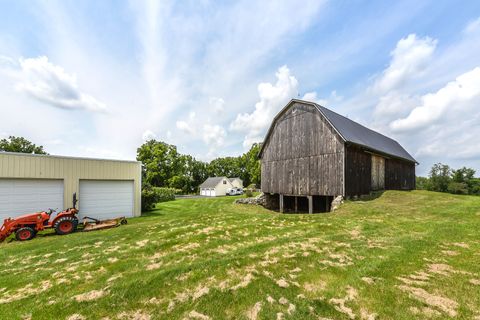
[0,190,479,319]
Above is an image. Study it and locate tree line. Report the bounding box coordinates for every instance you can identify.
[416,163,480,195]
[136,139,261,194]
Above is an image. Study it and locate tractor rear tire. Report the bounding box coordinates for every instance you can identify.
[54,217,78,235]
[15,227,36,241]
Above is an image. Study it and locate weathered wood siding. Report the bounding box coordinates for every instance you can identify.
[385,158,416,190]
[261,102,344,196]
[344,145,371,196]
[345,145,416,195]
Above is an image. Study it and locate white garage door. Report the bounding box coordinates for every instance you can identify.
[79,180,134,220]
[0,179,64,221]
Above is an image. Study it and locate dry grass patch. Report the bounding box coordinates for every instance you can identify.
[398,285,458,317]
[73,289,108,302]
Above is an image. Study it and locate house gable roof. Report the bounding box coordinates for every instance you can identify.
[199,177,229,188]
[258,99,417,163]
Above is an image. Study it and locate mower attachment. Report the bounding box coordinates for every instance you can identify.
[82,216,127,232]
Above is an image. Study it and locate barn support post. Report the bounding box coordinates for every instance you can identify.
[280,194,284,213]
[308,196,313,214]
[294,196,298,213]
[325,196,330,212]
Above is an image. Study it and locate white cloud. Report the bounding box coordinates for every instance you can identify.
[464,17,480,34]
[176,112,197,135]
[302,90,342,107]
[142,130,157,141]
[373,34,437,93]
[230,65,299,148]
[13,56,107,112]
[210,97,225,113]
[203,124,226,148]
[390,67,480,132]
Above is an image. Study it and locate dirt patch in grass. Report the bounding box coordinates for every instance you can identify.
[287,303,296,315]
[117,310,151,320]
[276,279,289,288]
[360,308,377,320]
[192,286,209,300]
[398,285,458,317]
[146,262,162,271]
[246,302,262,320]
[410,306,441,317]
[136,239,150,248]
[470,279,480,285]
[441,250,459,256]
[428,263,455,276]
[174,242,200,253]
[0,280,52,304]
[451,242,470,249]
[73,289,107,302]
[66,314,85,320]
[107,274,123,283]
[329,286,357,319]
[186,310,210,320]
[231,273,255,291]
[303,280,326,292]
[361,277,379,285]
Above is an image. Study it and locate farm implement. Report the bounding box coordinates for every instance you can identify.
[0,193,127,243]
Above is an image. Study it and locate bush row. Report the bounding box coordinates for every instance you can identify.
[142,186,180,211]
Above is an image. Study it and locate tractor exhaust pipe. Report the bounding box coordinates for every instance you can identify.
[73,193,78,209]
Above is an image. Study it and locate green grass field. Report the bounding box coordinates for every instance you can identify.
[0,190,479,320]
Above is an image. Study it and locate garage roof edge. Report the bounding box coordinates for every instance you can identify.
[0,151,141,164]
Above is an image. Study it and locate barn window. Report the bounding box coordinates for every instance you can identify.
[223,180,227,184]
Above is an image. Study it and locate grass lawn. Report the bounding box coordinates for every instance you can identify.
[0,190,479,320]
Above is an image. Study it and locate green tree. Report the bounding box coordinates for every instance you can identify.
[136,140,182,187]
[207,157,245,180]
[428,163,451,192]
[242,143,262,187]
[0,136,48,154]
[415,176,430,190]
[452,167,476,194]
[137,140,208,194]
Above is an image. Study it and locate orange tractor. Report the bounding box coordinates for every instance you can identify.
[0,194,80,242]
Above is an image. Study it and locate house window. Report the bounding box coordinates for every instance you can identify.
[223,180,226,184]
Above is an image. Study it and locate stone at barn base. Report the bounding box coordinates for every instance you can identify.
[330,195,344,212]
[235,193,266,206]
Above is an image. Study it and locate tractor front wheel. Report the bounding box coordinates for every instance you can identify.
[54,217,78,235]
[15,227,36,241]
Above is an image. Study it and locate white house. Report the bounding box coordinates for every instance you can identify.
[199,177,234,197]
[229,178,244,189]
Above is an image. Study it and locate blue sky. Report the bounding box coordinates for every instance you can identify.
[1,0,480,176]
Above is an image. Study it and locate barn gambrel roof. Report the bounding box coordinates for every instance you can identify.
[259,99,417,163]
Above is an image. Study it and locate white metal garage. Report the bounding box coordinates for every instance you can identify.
[0,179,64,221]
[79,180,134,220]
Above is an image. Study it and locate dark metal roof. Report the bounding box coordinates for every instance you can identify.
[199,177,228,188]
[259,99,417,163]
[316,104,417,163]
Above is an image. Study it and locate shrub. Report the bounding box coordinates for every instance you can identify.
[142,186,178,211]
[245,189,254,198]
[447,182,468,195]
[157,187,179,202]
[142,185,159,211]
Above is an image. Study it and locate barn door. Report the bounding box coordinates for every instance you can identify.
[371,155,385,190]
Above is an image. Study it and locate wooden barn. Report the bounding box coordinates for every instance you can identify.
[259,99,417,213]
